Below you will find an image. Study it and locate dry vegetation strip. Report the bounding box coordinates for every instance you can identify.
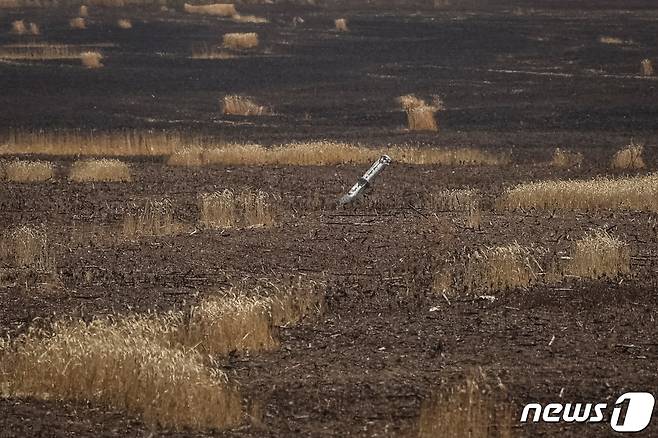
[222,33,258,50]
[0,44,86,60]
[122,198,185,239]
[0,278,324,429]
[183,3,236,16]
[168,142,504,166]
[397,95,445,132]
[611,141,645,170]
[69,159,132,182]
[0,225,54,271]
[435,229,630,296]
[567,230,630,280]
[550,148,583,168]
[499,174,658,212]
[0,319,242,430]
[199,189,279,228]
[418,372,514,438]
[221,95,268,115]
[0,130,192,156]
[2,160,53,182]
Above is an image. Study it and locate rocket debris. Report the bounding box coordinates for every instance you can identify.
[338,155,391,206]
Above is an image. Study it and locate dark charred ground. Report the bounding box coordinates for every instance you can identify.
[2,1,658,437]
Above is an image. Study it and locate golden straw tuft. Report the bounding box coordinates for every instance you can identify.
[69,17,86,29]
[500,174,658,212]
[567,229,630,280]
[117,18,132,29]
[611,141,645,170]
[335,18,348,32]
[3,160,54,182]
[183,3,236,16]
[221,94,268,115]
[80,51,103,68]
[69,159,131,182]
[199,189,278,228]
[222,32,259,50]
[551,148,583,168]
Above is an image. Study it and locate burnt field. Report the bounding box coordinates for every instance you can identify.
[1,1,658,437]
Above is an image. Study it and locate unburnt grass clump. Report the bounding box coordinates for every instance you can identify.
[2,160,53,182]
[168,142,504,167]
[418,372,514,438]
[0,44,91,60]
[0,318,242,430]
[122,198,185,239]
[0,225,54,271]
[199,189,279,228]
[69,17,86,29]
[397,95,445,132]
[611,141,645,170]
[231,14,267,24]
[222,32,258,50]
[393,146,503,165]
[80,51,102,68]
[222,95,268,115]
[426,188,479,212]
[500,174,658,212]
[117,19,132,29]
[191,44,234,60]
[551,148,583,168]
[436,243,546,296]
[69,159,131,182]
[1,130,188,156]
[641,59,654,76]
[183,3,236,16]
[567,229,630,280]
[334,18,348,32]
[10,20,39,35]
[172,294,278,356]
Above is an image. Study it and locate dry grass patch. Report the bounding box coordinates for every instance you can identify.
[183,3,236,16]
[335,18,348,32]
[199,189,278,228]
[10,20,40,35]
[122,198,185,239]
[231,14,268,24]
[435,243,546,296]
[418,373,514,438]
[0,44,91,60]
[0,318,242,430]
[173,294,278,356]
[500,174,658,212]
[69,159,131,182]
[394,146,502,165]
[426,188,479,212]
[397,95,444,132]
[0,225,54,271]
[221,95,269,116]
[598,36,625,45]
[1,130,189,156]
[641,59,654,76]
[551,148,583,168]
[3,160,53,182]
[117,18,132,29]
[191,44,235,59]
[222,32,259,50]
[567,229,630,280]
[168,142,504,167]
[611,141,645,170]
[69,17,86,29]
[80,50,103,68]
